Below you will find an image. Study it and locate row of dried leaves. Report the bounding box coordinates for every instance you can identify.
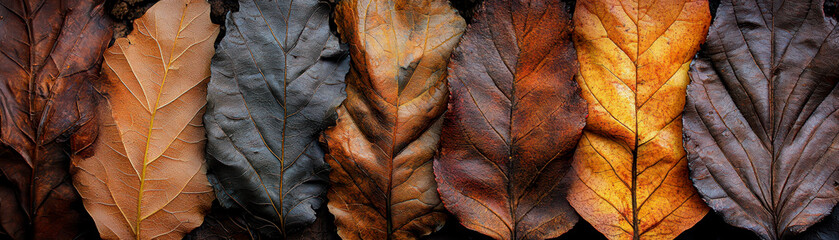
[1,0,839,239]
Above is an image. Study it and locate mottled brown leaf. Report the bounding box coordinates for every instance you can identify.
[320,0,465,239]
[433,0,586,239]
[683,0,839,239]
[0,0,111,238]
[71,0,219,239]
[567,0,711,239]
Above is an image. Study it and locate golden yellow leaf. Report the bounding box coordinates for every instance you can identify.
[568,0,711,239]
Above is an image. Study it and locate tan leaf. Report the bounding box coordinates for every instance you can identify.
[71,0,220,239]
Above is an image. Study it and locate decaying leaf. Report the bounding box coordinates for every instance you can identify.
[71,0,219,238]
[320,0,466,239]
[567,0,711,239]
[202,0,349,237]
[433,0,586,239]
[683,0,839,239]
[0,0,111,238]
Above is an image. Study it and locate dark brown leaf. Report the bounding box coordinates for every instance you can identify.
[684,0,839,239]
[433,0,585,239]
[0,0,111,238]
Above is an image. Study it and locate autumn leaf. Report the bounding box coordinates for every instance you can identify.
[433,0,586,239]
[0,0,111,238]
[567,0,711,239]
[201,0,349,237]
[683,0,839,239]
[320,0,465,239]
[70,0,220,238]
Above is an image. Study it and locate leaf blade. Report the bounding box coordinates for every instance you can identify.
[568,0,712,239]
[201,0,350,237]
[321,0,466,239]
[433,0,586,239]
[684,0,839,239]
[72,0,220,238]
[0,0,111,238]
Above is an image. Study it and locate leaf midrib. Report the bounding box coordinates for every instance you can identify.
[135,4,189,239]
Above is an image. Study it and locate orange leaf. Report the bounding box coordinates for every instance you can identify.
[71,0,220,239]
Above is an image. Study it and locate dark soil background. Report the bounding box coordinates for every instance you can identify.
[99,0,839,239]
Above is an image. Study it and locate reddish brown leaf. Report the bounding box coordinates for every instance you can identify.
[0,0,111,238]
[433,0,586,239]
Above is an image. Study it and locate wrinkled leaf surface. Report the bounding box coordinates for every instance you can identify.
[202,0,349,237]
[321,0,465,239]
[433,0,585,239]
[0,0,111,238]
[798,205,839,240]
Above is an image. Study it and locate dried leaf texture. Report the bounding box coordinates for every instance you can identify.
[433,0,586,239]
[202,0,349,237]
[321,0,465,239]
[568,0,711,239]
[0,0,111,238]
[798,205,839,240]
[683,0,839,239]
[71,0,220,239]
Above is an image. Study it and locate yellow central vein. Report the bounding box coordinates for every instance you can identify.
[251,1,285,234]
[135,4,190,239]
